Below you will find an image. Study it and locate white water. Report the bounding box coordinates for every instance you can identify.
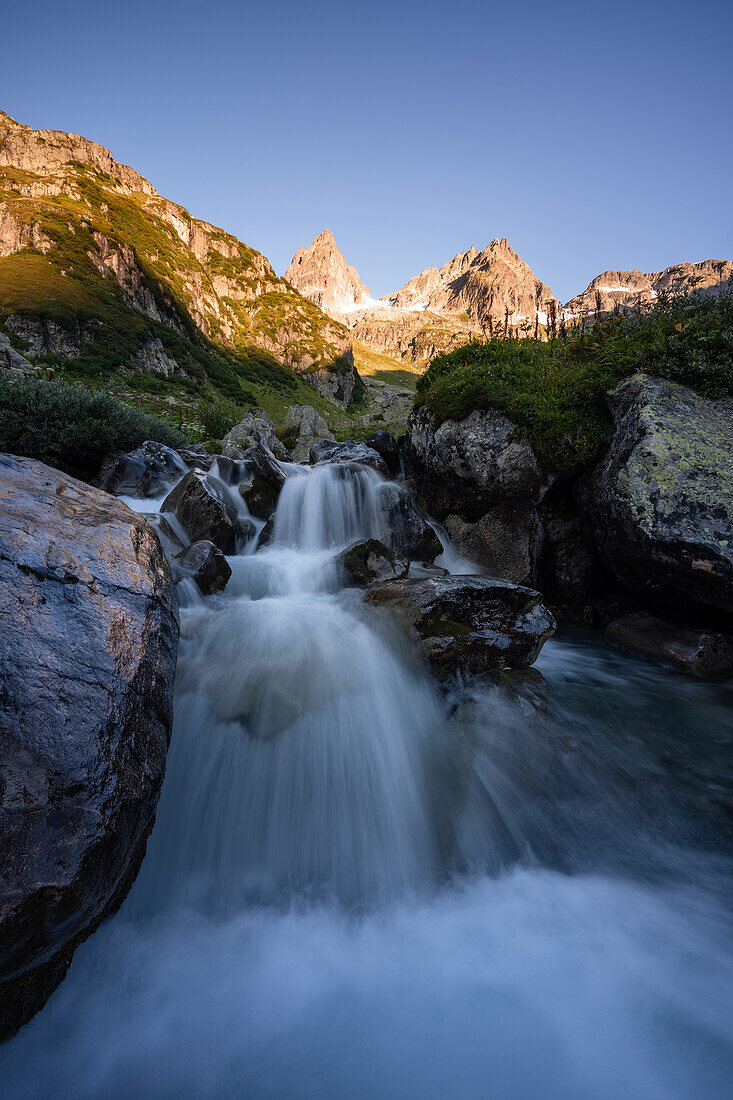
[2,461,732,1098]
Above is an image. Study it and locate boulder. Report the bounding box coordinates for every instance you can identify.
[0,454,178,1039]
[584,375,733,614]
[175,540,232,595]
[237,439,287,520]
[222,408,290,461]
[96,440,188,499]
[161,470,238,553]
[606,614,733,680]
[285,404,335,463]
[364,576,555,679]
[444,500,544,585]
[302,355,361,409]
[367,429,401,475]
[335,539,409,586]
[376,482,442,562]
[402,406,554,521]
[309,438,389,477]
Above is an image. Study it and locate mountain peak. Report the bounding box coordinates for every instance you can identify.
[285,231,371,313]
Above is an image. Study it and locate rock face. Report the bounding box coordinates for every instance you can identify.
[302,354,362,409]
[285,230,372,314]
[364,576,555,679]
[0,454,178,1039]
[222,409,290,461]
[566,259,733,317]
[161,471,239,552]
[403,406,553,521]
[335,539,409,586]
[376,482,443,562]
[606,613,733,679]
[284,405,335,462]
[367,429,401,475]
[444,500,544,586]
[96,440,188,498]
[584,375,733,614]
[309,438,389,477]
[175,540,231,595]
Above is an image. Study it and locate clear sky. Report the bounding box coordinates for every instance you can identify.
[2,0,731,302]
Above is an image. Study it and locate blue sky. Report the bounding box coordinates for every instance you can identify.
[2,0,731,302]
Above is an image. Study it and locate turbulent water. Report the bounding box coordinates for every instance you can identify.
[3,461,733,1099]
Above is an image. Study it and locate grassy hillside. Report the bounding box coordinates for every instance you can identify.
[415,290,733,470]
[0,112,355,428]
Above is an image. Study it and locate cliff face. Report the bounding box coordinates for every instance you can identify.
[0,112,352,412]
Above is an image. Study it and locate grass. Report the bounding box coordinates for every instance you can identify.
[415,291,733,470]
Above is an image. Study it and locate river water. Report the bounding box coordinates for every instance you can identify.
[2,461,732,1098]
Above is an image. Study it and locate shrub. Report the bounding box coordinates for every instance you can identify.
[0,375,187,479]
[196,397,243,440]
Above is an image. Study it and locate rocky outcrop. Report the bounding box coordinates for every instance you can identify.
[309,438,389,476]
[222,409,290,461]
[403,406,554,521]
[335,539,409,586]
[0,332,33,375]
[0,454,178,1039]
[233,440,287,520]
[583,375,733,615]
[303,353,362,409]
[161,471,241,552]
[444,500,544,586]
[566,259,733,317]
[364,576,555,679]
[175,540,231,595]
[284,405,335,462]
[96,440,188,498]
[606,614,733,679]
[285,230,372,314]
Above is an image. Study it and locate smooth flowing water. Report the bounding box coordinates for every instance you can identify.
[2,461,732,1099]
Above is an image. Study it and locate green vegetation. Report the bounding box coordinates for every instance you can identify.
[0,375,186,479]
[415,291,733,469]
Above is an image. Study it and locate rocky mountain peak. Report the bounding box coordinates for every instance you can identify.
[285,230,372,314]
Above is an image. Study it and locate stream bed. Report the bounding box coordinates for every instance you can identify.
[2,462,732,1099]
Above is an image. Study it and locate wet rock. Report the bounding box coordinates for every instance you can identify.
[444,500,544,585]
[222,408,290,461]
[177,447,215,471]
[367,429,401,475]
[256,514,275,549]
[237,439,287,520]
[364,575,555,679]
[96,440,188,499]
[584,375,733,614]
[175,540,232,595]
[606,614,733,680]
[161,470,238,553]
[285,405,335,462]
[309,438,389,476]
[376,482,442,562]
[335,539,409,586]
[0,454,178,1039]
[402,406,554,521]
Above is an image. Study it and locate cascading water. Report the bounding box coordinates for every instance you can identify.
[2,458,732,1099]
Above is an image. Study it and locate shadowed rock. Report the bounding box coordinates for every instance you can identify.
[175,540,232,595]
[335,539,409,586]
[0,454,178,1040]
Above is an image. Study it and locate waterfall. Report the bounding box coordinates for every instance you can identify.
[2,454,731,1100]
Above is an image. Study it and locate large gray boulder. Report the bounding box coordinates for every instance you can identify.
[364,576,555,679]
[222,408,290,461]
[584,375,733,614]
[376,482,442,562]
[335,539,409,586]
[444,500,544,586]
[309,438,389,476]
[402,406,554,521]
[175,540,232,595]
[0,454,179,1039]
[285,404,334,462]
[162,470,241,552]
[96,440,188,499]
